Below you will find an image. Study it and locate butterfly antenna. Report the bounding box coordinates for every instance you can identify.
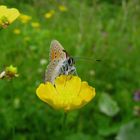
[73,56,101,62]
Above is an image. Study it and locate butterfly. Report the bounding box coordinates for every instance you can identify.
[45,40,76,84]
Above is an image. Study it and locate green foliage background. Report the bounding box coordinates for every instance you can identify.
[0,0,140,140]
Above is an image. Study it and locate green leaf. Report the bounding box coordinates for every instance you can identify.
[95,113,121,136]
[116,120,140,140]
[98,93,120,117]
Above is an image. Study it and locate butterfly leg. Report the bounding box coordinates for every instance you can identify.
[74,69,78,76]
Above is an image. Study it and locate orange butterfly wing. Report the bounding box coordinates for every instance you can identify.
[49,40,66,61]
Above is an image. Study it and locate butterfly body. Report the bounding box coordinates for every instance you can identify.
[45,40,76,84]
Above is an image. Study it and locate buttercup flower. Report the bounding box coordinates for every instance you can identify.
[19,14,32,24]
[36,75,95,111]
[0,65,18,79]
[13,28,21,34]
[31,22,40,28]
[0,5,20,29]
[44,10,55,19]
[58,5,68,12]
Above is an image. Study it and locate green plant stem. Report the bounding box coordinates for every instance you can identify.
[61,112,68,135]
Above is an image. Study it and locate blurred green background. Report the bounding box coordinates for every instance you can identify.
[0,0,140,140]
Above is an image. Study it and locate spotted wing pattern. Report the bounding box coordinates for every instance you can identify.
[49,40,66,62]
[45,59,64,84]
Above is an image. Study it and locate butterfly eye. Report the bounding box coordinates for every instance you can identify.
[68,58,74,66]
[68,58,72,65]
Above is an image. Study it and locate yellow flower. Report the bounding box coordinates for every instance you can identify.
[5,65,18,76]
[36,75,95,111]
[13,28,21,34]
[31,22,40,28]
[58,5,68,12]
[0,65,19,79]
[0,5,20,29]
[19,14,31,24]
[44,10,55,19]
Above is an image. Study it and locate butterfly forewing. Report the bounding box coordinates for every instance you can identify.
[49,40,66,61]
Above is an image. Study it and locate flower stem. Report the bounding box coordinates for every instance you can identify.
[61,112,68,135]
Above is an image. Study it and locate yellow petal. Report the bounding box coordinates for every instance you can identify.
[54,75,67,94]
[6,8,20,23]
[79,82,95,102]
[67,98,82,111]
[36,83,57,107]
[0,6,7,16]
[64,75,81,96]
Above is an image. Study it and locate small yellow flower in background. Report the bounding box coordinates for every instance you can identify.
[13,28,21,34]
[19,14,31,24]
[44,10,55,19]
[0,5,20,29]
[58,5,68,12]
[31,22,40,28]
[0,65,19,79]
[5,65,18,77]
[36,75,95,111]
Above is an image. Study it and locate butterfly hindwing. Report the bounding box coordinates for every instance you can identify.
[45,59,63,83]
